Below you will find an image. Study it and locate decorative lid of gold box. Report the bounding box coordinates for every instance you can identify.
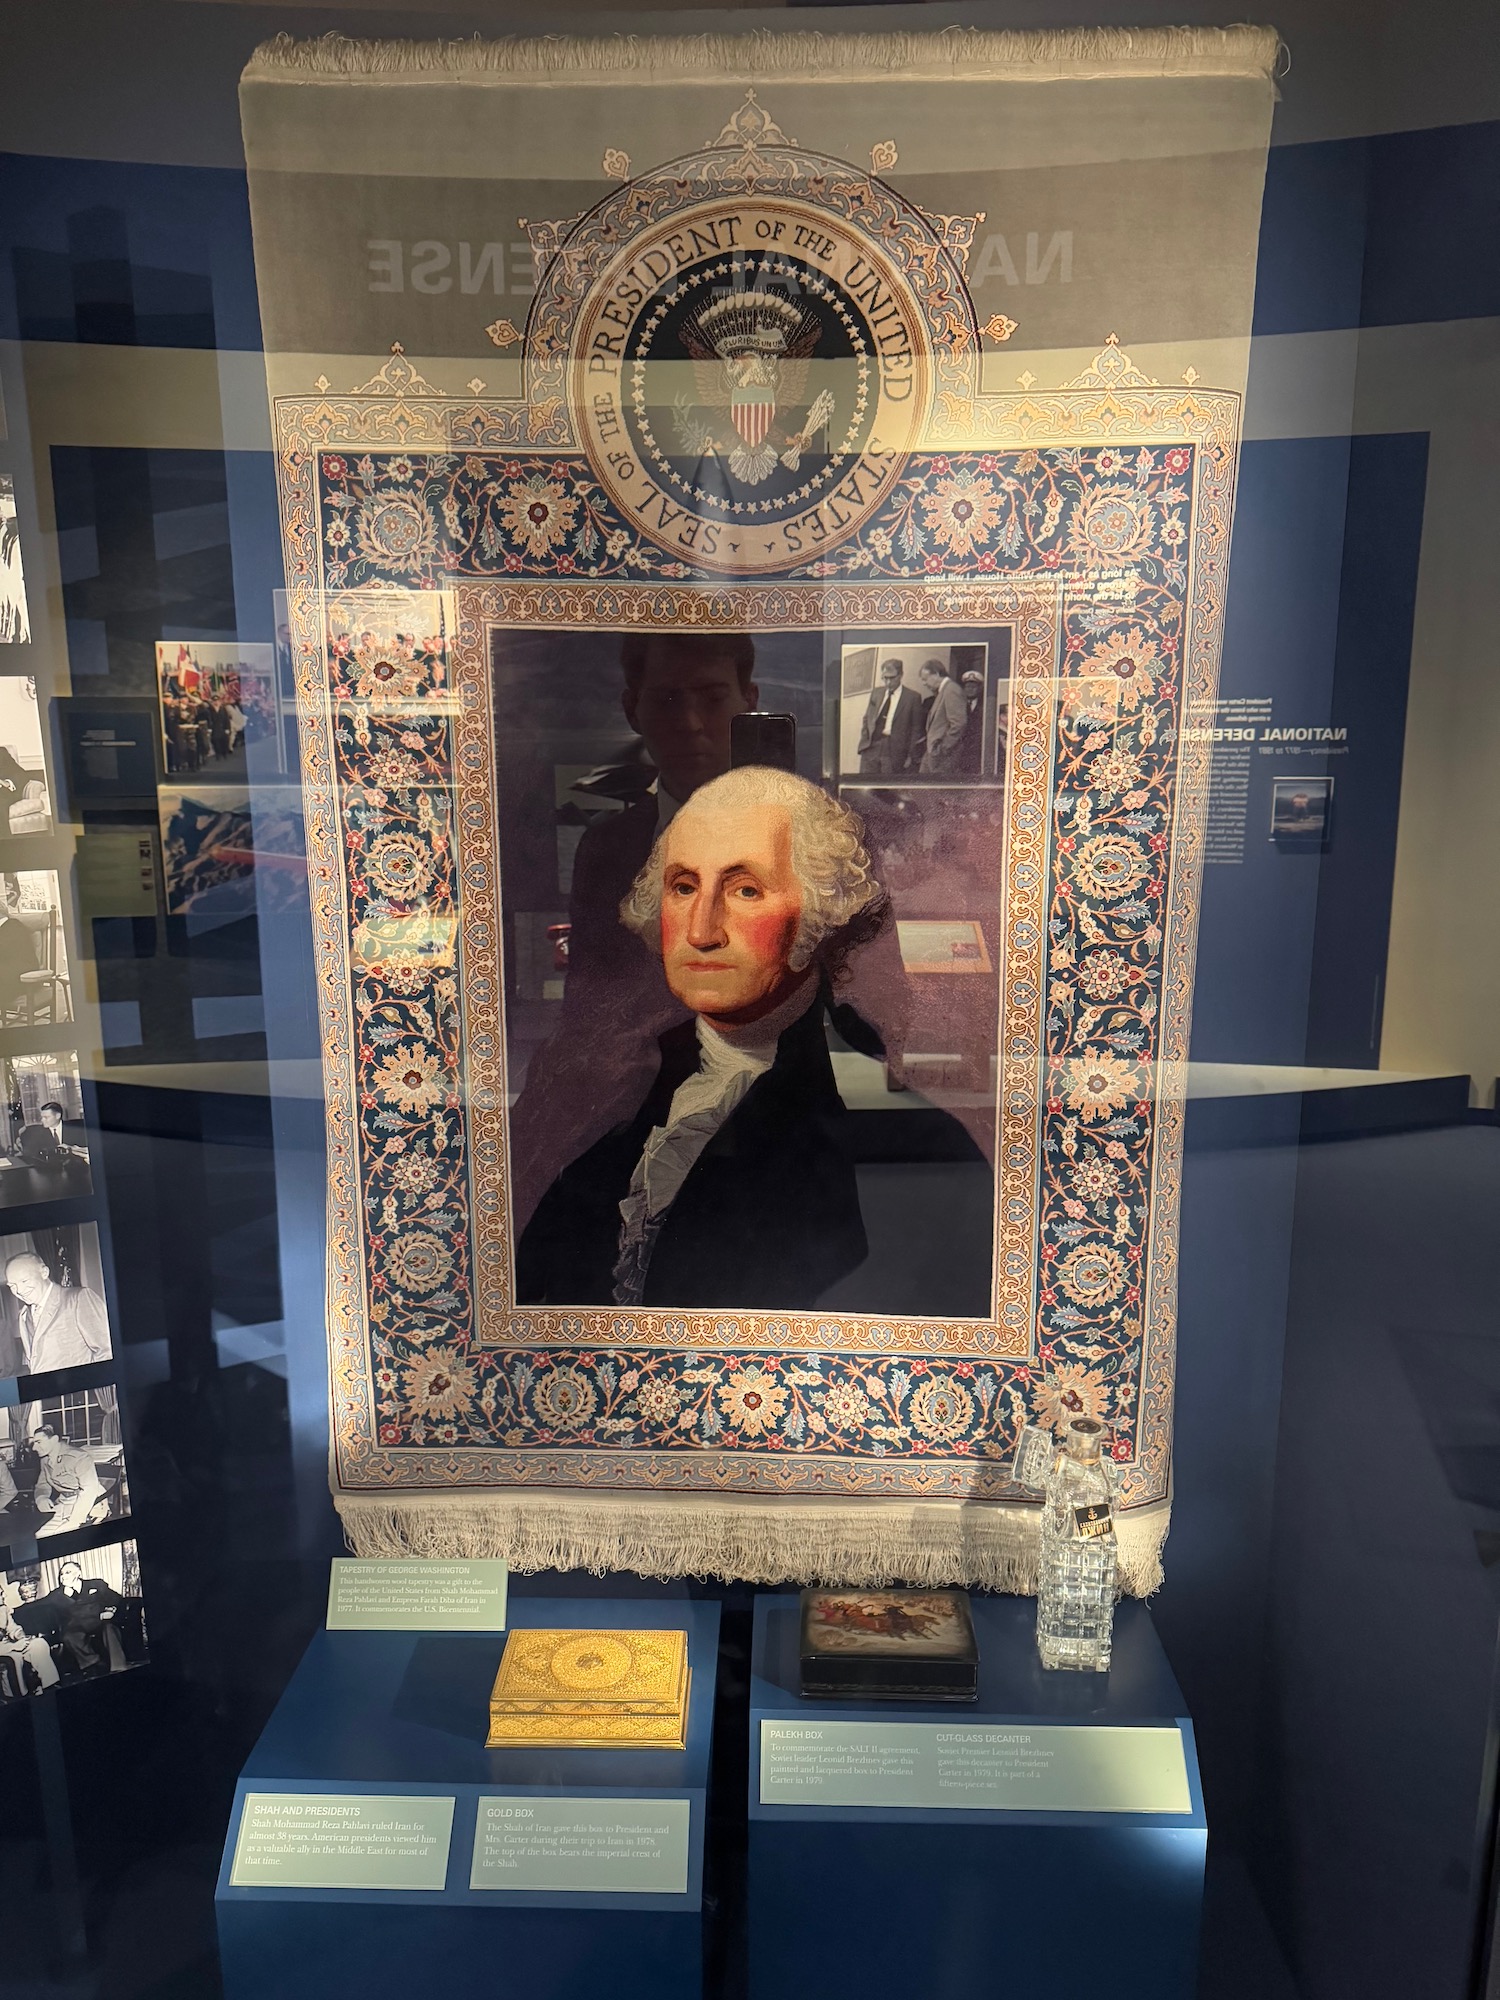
[489,1629,687,1715]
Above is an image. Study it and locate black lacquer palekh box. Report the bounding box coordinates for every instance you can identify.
[798,1588,979,1701]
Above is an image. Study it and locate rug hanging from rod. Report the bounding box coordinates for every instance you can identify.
[240,20,1279,1589]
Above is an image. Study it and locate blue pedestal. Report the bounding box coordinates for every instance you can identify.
[216,1597,718,2000]
[748,1594,1206,2000]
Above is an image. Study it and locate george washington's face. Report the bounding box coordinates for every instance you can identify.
[659,801,805,1029]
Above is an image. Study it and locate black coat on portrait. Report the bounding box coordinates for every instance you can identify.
[516,994,868,1311]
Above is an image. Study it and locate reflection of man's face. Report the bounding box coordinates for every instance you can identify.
[624,648,757,803]
[659,802,803,1028]
[879,661,902,690]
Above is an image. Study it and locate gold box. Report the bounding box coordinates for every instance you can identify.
[486,1629,690,1750]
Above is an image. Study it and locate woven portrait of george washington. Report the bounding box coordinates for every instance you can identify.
[240,23,1278,1590]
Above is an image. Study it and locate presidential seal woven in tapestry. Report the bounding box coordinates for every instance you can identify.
[240,24,1278,1587]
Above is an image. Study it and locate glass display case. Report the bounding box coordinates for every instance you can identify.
[1,3,1497,1997]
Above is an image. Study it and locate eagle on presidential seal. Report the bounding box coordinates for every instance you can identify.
[674,289,837,487]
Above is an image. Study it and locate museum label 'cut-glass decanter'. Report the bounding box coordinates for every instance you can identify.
[1036,1417,1119,1673]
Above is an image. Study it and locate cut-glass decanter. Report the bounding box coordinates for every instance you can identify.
[1035,1416,1118,1673]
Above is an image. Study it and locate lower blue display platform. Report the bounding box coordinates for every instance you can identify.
[748,1594,1206,1999]
[215,1596,718,2000]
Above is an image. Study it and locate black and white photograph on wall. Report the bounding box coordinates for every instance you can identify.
[1270,774,1334,850]
[155,640,281,780]
[0,476,30,645]
[834,637,1010,782]
[157,784,306,917]
[0,870,70,1026]
[0,1389,129,1542]
[0,678,49,836]
[0,1223,111,1381]
[0,1537,146,1701]
[0,1052,90,1207]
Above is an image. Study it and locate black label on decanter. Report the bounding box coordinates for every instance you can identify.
[1073,1503,1114,1540]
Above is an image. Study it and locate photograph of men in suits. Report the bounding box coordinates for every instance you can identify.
[856,657,924,777]
[518,767,883,1310]
[918,656,972,775]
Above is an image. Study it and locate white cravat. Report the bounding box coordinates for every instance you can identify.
[613,976,818,1305]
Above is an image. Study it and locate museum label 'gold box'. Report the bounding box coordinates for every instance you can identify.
[486,1629,690,1749]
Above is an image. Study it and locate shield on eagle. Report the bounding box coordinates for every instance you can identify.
[679,289,824,485]
[731,384,775,449]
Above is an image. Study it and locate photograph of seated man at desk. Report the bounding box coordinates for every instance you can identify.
[0,1390,128,1540]
[0,1052,91,1209]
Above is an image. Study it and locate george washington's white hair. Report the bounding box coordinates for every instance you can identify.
[619,766,886,978]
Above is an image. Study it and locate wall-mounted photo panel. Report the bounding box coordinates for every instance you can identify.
[835,636,1009,783]
[158,785,306,917]
[1271,774,1334,851]
[0,1051,90,1207]
[56,697,162,810]
[0,1222,111,1382]
[155,641,280,780]
[0,679,49,837]
[0,1387,129,1542]
[0,1536,146,1701]
[0,476,30,645]
[0,870,70,1026]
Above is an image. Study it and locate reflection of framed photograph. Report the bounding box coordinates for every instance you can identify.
[0,1053,90,1209]
[1,1536,147,1701]
[155,641,281,781]
[836,637,1007,782]
[895,918,993,974]
[0,679,49,837]
[0,1388,129,1543]
[0,1222,112,1384]
[1270,774,1333,849]
[157,786,305,917]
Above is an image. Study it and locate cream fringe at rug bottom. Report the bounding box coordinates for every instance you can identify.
[337,1491,1167,1598]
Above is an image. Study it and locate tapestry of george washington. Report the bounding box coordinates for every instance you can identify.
[240,22,1277,1588]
